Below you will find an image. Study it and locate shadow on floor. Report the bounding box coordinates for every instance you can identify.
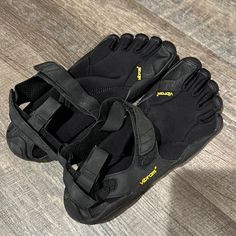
[166,169,236,235]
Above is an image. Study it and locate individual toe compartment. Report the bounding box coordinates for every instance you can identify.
[127,33,149,52]
[98,34,120,50]
[89,34,120,64]
[161,57,201,88]
[198,95,223,123]
[185,107,223,147]
[140,36,162,56]
[196,79,220,111]
[162,41,177,56]
[70,34,120,76]
[184,78,222,149]
[184,68,210,93]
[115,33,134,50]
[139,57,201,105]
[186,67,221,122]
[143,40,178,79]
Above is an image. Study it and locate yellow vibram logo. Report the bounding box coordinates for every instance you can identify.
[137,66,142,80]
[156,91,173,97]
[140,166,157,185]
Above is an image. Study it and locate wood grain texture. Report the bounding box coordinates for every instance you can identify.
[136,0,236,66]
[0,0,235,235]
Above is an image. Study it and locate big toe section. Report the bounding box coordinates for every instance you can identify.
[165,57,202,85]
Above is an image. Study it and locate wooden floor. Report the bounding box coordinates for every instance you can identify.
[0,0,235,235]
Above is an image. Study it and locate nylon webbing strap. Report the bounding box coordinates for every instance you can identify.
[132,106,156,156]
[34,62,100,119]
[64,169,97,209]
[101,101,126,132]
[15,76,51,105]
[76,147,109,192]
[9,90,66,166]
[28,97,61,131]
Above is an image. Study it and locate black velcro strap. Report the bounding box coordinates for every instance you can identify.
[64,169,97,209]
[76,147,109,192]
[39,129,62,151]
[101,101,126,131]
[34,62,100,119]
[9,90,66,166]
[15,76,51,105]
[28,97,61,131]
[132,106,156,156]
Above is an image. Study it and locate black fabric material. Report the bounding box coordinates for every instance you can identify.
[61,123,109,164]
[7,62,99,162]
[63,169,97,209]
[15,76,51,105]
[63,99,156,209]
[138,57,223,160]
[76,147,109,193]
[97,117,134,172]
[7,33,178,162]
[69,34,177,102]
[63,59,223,224]
[34,62,100,118]
[39,128,62,151]
[62,100,156,212]
[101,101,126,131]
[62,147,109,210]
[28,97,61,132]
[9,90,66,166]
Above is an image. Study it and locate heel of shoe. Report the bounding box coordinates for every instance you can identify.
[6,123,50,162]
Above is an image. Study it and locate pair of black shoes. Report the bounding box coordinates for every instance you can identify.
[7,34,223,224]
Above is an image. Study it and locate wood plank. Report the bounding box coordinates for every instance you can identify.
[135,0,236,66]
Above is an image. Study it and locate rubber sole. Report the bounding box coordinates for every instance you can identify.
[64,115,223,224]
[6,123,50,162]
